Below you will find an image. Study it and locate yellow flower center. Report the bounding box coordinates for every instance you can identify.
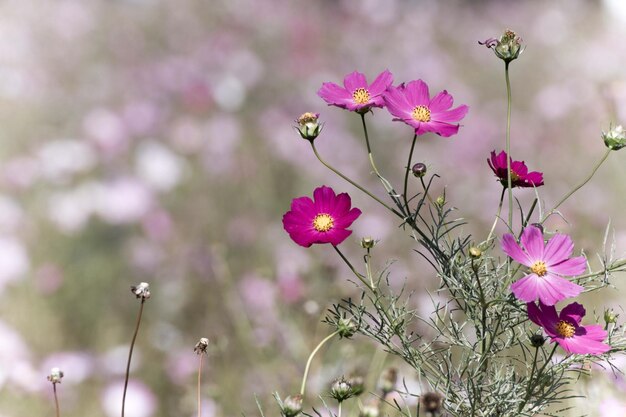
[313,213,334,232]
[352,88,371,104]
[411,105,431,122]
[556,320,575,338]
[530,261,547,277]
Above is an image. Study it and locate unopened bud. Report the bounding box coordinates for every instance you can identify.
[530,334,546,348]
[131,282,151,299]
[602,125,626,151]
[337,318,357,339]
[47,367,64,384]
[412,163,427,178]
[360,237,376,249]
[347,375,365,396]
[435,195,445,207]
[604,309,617,325]
[330,377,354,402]
[282,395,303,417]
[194,337,209,355]
[479,29,524,63]
[469,247,482,258]
[420,392,443,414]
[295,112,322,142]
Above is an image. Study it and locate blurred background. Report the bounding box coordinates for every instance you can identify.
[1,0,626,416]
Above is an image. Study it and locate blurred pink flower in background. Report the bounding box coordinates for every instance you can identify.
[102,380,156,417]
[0,236,29,295]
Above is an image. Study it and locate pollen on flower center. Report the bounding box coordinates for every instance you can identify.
[411,105,431,122]
[313,213,334,232]
[530,261,547,277]
[352,88,371,105]
[556,320,576,338]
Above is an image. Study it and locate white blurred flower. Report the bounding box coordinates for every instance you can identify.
[102,380,156,417]
[48,182,99,233]
[42,352,94,385]
[135,141,184,191]
[0,320,31,390]
[0,236,29,294]
[38,139,96,183]
[83,108,128,157]
[212,75,245,111]
[94,178,153,225]
[0,195,23,233]
[100,345,142,376]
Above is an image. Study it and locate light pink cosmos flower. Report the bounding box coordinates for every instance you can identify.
[282,186,361,247]
[317,70,393,113]
[528,301,610,355]
[502,226,584,305]
[383,80,468,137]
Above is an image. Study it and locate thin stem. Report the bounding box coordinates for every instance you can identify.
[519,344,557,412]
[519,346,540,412]
[544,148,612,220]
[122,299,145,417]
[333,245,372,290]
[53,383,60,417]
[197,354,204,417]
[403,134,418,212]
[486,188,506,243]
[364,248,375,290]
[300,330,340,396]
[310,142,402,217]
[361,113,382,177]
[337,401,342,417]
[504,62,513,230]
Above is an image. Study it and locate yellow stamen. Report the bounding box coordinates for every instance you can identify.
[556,320,575,338]
[411,105,431,122]
[530,261,547,277]
[313,213,334,232]
[352,88,370,105]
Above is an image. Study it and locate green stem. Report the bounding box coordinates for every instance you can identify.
[122,299,145,417]
[361,113,382,178]
[364,248,375,290]
[519,344,557,412]
[403,134,418,212]
[544,148,612,220]
[504,62,513,230]
[300,330,340,396]
[310,142,402,217]
[519,346,540,412]
[333,245,373,290]
[53,383,60,417]
[485,188,506,243]
[337,401,342,417]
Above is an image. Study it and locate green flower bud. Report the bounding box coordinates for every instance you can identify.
[295,112,322,142]
[435,195,445,207]
[602,125,626,151]
[479,30,524,63]
[330,377,354,402]
[337,317,357,339]
[282,395,303,417]
[360,237,376,249]
[604,309,617,325]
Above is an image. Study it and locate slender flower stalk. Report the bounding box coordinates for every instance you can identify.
[47,368,63,417]
[123,283,150,417]
[194,338,209,417]
[300,330,340,396]
[403,135,418,213]
[485,188,506,243]
[504,62,513,229]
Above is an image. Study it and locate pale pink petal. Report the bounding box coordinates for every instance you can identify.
[581,324,608,342]
[428,90,453,111]
[501,234,532,266]
[510,274,540,303]
[368,70,393,95]
[547,256,586,276]
[343,71,368,92]
[405,80,430,106]
[317,82,353,107]
[520,226,544,261]
[539,274,583,304]
[543,234,575,265]
[383,88,413,120]
[432,105,469,123]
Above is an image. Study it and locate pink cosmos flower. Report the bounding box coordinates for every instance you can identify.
[528,301,610,355]
[383,80,468,137]
[488,150,544,188]
[502,226,584,305]
[317,70,393,113]
[282,186,361,247]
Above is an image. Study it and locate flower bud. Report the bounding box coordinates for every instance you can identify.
[420,392,443,414]
[435,195,445,208]
[47,367,64,384]
[479,30,524,63]
[295,112,322,142]
[469,247,482,258]
[530,223,544,234]
[282,395,303,417]
[377,367,397,396]
[602,125,626,151]
[412,163,427,178]
[131,282,151,299]
[530,334,546,348]
[337,317,357,339]
[360,237,376,249]
[330,377,354,402]
[347,375,365,396]
[604,309,617,325]
[194,337,209,355]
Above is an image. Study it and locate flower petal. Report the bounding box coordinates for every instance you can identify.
[547,256,586,276]
[343,71,368,92]
[580,324,608,342]
[334,207,362,228]
[418,121,460,137]
[520,225,544,261]
[383,87,413,120]
[429,90,453,111]
[326,228,352,246]
[368,70,393,95]
[501,234,532,266]
[557,335,610,355]
[543,234,575,265]
[313,186,337,213]
[317,82,353,107]
[559,302,586,325]
[432,105,469,123]
[405,79,430,106]
[511,274,541,303]
[538,274,583,305]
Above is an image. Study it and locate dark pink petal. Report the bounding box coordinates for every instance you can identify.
[429,90,453,112]
[290,196,315,214]
[333,207,362,228]
[558,336,610,355]
[511,160,528,176]
[547,256,586,276]
[343,71,368,92]
[368,70,393,95]
[501,234,532,266]
[511,274,541,303]
[520,226,544,261]
[432,105,469,123]
[524,172,544,186]
[383,87,413,119]
[313,186,337,213]
[286,228,314,247]
[540,274,583,304]
[422,121,460,137]
[326,228,352,246]
[543,234,574,264]
[580,324,608,342]
[527,301,560,336]
[332,193,352,216]
[317,82,353,107]
[527,302,544,327]
[405,80,430,106]
[559,302,586,325]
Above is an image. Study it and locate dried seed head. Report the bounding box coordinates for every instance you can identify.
[420,392,443,413]
[330,377,354,402]
[602,124,626,151]
[347,375,365,396]
[194,337,209,355]
[295,112,322,142]
[131,282,151,299]
[530,334,546,348]
[412,162,427,178]
[47,367,64,384]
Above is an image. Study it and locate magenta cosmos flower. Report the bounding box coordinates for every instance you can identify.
[528,301,610,355]
[502,225,585,305]
[383,80,468,137]
[317,70,393,113]
[282,186,362,248]
[488,150,544,188]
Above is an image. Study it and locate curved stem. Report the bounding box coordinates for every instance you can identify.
[333,245,372,290]
[300,330,340,396]
[122,299,145,417]
[361,113,382,178]
[486,188,506,243]
[544,148,611,220]
[53,383,60,417]
[310,142,402,217]
[403,134,418,212]
[197,354,204,417]
[504,62,513,230]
